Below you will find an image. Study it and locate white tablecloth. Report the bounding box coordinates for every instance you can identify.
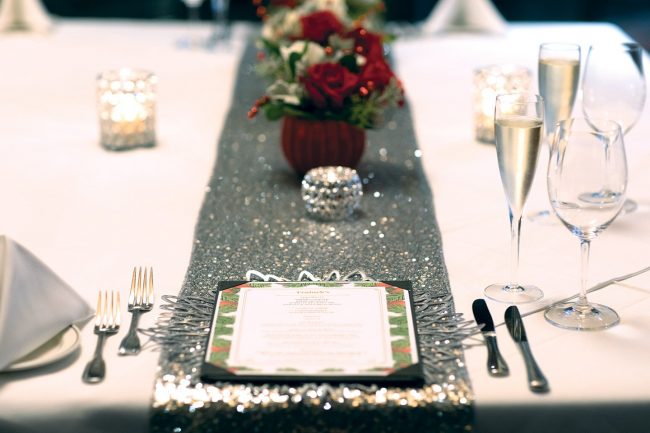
[0,20,648,433]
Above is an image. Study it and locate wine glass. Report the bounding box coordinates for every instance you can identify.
[546,118,627,330]
[485,93,545,303]
[581,42,646,213]
[528,43,581,223]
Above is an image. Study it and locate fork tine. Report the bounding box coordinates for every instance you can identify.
[142,268,148,305]
[138,267,144,305]
[102,291,108,328]
[95,291,102,328]
[116,291,121,326]
[129,267,137,306]
[148,267,154,305]
[114,291,121,328]
[108,290,114,328]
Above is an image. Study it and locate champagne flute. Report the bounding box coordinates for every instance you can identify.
[485,93,545,304]
[539,43,581,144]
[546,118,627,330]
[581,42,646,212]
[528,43,580,222]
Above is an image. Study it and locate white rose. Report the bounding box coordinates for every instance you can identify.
[280,41,326,68]
[261,23,274,41]
[313,0,348,20]
[281,11,301,38]
[267,80,303,106]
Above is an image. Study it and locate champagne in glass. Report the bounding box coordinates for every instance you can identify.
[528,43,580,223]
[539,48,580,141]
[495,116,544,214]
[485,93,544,304]
[546,118,627,330]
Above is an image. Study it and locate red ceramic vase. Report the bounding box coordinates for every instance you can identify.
[281,116,366,174]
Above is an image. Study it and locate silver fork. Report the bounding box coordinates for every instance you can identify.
[82,290,121,384]
[118,267,154,355]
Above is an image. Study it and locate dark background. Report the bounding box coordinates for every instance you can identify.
[42,0,650,48]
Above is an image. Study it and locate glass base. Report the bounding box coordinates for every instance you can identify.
[176,34,213,50]
[621,198,638,215]
[526,209,558,225]
[580,192,637,215]
[578,189,622,205]
[545,302,619,330]
[484,284,543,304]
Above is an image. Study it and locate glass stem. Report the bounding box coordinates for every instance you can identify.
[577,239,591,308]
[189,6,200,22]
[508,210,522,291]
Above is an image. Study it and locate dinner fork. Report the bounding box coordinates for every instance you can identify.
[118,267,154,355]
[82,290,120,384]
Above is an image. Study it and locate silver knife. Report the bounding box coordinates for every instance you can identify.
[505,306,550,393]
[472,299,509,377]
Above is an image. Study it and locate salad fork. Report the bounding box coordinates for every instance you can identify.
[118,267,154,355]
[82,290,120,384]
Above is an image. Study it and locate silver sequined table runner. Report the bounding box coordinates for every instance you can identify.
[149,42,474,433]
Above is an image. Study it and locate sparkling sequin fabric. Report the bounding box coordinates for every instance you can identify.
[150,43,474,433]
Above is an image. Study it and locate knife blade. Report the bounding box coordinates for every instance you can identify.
[472,299,509,377]
[505,306,549,393]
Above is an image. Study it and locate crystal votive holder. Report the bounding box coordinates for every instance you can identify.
[97,69,157,151]
[473,65,531,143]
[302,166,363,221]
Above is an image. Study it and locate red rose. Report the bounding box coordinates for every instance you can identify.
[302,63,360,109]
[346,27,384,61]
[269,0,297,7]
[360,59,394,91]
[300,11,344,45]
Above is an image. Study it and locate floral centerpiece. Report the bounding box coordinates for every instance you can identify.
[249,0,404,173]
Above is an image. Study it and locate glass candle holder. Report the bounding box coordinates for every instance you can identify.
[302,166,363,221]
[97,69,157,150]
[473,65,531,143]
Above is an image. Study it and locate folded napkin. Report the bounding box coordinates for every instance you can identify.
[422,0,507,35]
[0,0,53,33]
[0,236,93,370]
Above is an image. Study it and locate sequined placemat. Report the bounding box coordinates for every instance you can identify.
[148,42,475,433]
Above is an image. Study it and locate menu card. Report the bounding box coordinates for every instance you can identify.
[201,281,423,384]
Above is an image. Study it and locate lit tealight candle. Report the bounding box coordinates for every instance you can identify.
[302,166,363,221]
[473,65,531,143]
[97,68,157,150]
[111,95,148,134]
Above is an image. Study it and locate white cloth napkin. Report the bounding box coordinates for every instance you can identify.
[422,0,507,35]
[0,0,53,33]
[0,236,93,370]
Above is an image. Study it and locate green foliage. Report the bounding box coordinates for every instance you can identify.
[260,38,281,57]
[263,102,287,121]
[339,54,360,73]
[349,78,402,129]
[288,51,303,79]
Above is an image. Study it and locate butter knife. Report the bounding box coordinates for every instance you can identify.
[472,299,509,377]
[505,306,549,393]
